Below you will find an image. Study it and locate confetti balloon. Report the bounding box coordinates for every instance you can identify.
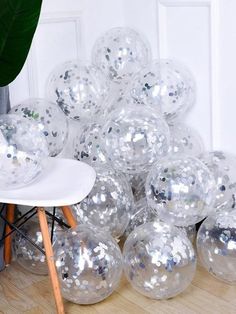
[101,105,170,174]
[10,98,68,157]
[123,221,196,299]
[13,218,64,275]
[200,151,236,210]
[146,156,216,226]
[197,210,236,284]
[131,59,196,122]
[46,61,109,121]
[73,121,107,166]
[54,224,123,304]
[72,165,134,238]
[168,123,204,157]
[0,114,49,189]
[92,27,150,85]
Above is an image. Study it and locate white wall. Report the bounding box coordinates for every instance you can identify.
[9,0,236,154]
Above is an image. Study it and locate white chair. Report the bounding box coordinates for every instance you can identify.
[0,157,96,314]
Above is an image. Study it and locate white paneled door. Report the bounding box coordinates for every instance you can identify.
[9,0,236,154]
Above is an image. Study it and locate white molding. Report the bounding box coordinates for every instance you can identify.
[26,11,82,98]
[156,0,220,150]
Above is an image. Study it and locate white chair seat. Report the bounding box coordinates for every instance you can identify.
[0,157,96,207]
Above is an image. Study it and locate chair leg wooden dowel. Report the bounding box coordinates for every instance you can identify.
[4,204,16,265]
[37,207,65,314]
[61,206,77,228]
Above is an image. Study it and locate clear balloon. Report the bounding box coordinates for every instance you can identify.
[13,218,65,275]
[0,114,49,189]
[168,123,204,157]
[10,98,68,157]
[199,151,236,210]
[73,122,107,166]
[146,156,216,226]
[46,61,109,121]
[131,59,196,122]
[123,221,196,299]
[54,224,123,304]
[101,105,170,174]
[92,27,150,85]
[197,210,236,284]
[72,165,134,238]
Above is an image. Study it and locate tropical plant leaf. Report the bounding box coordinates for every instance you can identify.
[0,0,42,86]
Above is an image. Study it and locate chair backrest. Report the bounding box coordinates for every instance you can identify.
[0,157,96,207]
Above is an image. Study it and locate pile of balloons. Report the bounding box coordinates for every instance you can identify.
[8,27,236,304]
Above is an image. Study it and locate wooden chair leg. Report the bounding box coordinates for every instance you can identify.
[61,206,77,228]
[37,207,65,314]
[4,204,16,265]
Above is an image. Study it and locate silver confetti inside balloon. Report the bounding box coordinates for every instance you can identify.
[200,151,236,210]
[146,156,216,226]
[197,210,236,284]
[123,221,196,299]
[92,27,150,85]
[73,121,107,166]
[13,218,64,275]
[0,114,49,189]
[46,61,109,121]
[72,165,134,238]
[101,105,170,174]
[168,123,204,157]
[131,59,196,122]
[10,98,69,157]
[54,224,123,304]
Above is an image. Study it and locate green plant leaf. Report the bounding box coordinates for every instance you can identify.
[0,0,42,86]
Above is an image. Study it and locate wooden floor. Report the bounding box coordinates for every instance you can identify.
[0,262,236,314]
